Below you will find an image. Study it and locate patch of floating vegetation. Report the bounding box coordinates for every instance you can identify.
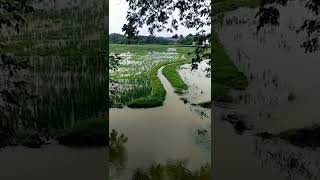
[197,101,211,109]
[257,125,320,148]
[162,60,190,94]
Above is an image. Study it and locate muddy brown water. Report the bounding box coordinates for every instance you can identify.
[214,1,320,179]
[109,66,211,179]
[0,143,106,180]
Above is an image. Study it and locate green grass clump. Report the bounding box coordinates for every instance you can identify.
[127,61,170,108]
[56,117,107,147]
[213,38,248,102]
[162,60,190,94]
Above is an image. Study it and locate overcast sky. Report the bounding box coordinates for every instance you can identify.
[109,0,210,37]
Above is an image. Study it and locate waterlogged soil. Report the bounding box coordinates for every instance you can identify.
[214,2,320,179]
[109,66,211,180]
[0,143,106,180]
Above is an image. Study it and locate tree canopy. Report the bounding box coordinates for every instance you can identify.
[0,0,37,146]
[177,34,195,45]
[256,0,320,53]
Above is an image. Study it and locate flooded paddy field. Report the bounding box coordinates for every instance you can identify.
[214,1,320,179]
[109,44,192,108]
[109,44,211,179]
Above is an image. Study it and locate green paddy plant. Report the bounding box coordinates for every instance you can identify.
[127,61,173,108]
[110,78,152,108]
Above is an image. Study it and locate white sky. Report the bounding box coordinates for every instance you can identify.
[109,0,210,37]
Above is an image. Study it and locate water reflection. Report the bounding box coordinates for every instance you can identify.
[109,130,128,179]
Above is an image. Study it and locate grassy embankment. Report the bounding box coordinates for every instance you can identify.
[162,60,191,94]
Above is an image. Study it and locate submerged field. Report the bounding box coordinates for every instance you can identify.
[109,45,211,179]
[109,44,193,108]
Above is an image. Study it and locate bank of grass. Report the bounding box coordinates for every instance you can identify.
[213,38,248,101]
[162,60,191,94]
[127,61,172,108]
[56,117,107,146]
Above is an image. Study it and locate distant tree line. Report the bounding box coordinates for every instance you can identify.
[109,33,176,45]
[110,33,196,45]
[176,34,195,45]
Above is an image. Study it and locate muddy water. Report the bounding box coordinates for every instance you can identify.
[214,1,320,179]
[109,66,211,180]
[0,144,106,180]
